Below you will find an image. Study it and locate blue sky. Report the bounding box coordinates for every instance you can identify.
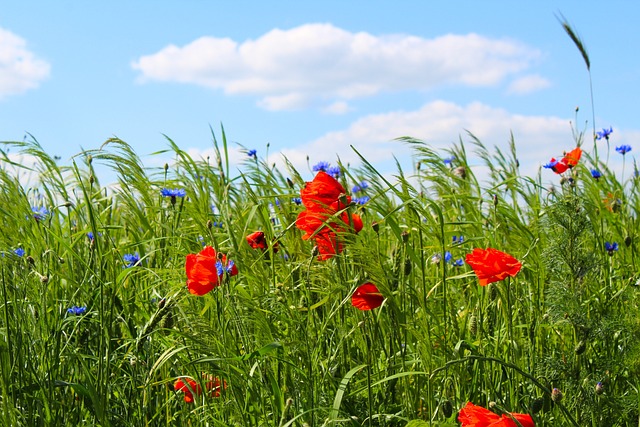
[1,1,638,181]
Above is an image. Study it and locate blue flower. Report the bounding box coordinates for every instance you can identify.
[31,206,49,221]
[14,248,25,257]
[430,253,442,264]
[352,181,369,193]
[160,188,186,198]
[452,258,464,267]
[67,306,87,315]
[247,149,257,158]
[543,159,559,169]
[443,156,456,166]
[216,259,235,276]
[198,236,206,247]
[123,252,140,268]
[444,251,452,263]
[596,127,613,141]
[312,161,330,172]
[591,169,602,179]
[616,145,632,155]
[292,197,302,205]
[211,221,223,228]
[604,241,619,255]
[452,235,464,244]
[327,166,341,179]
[354,196,371,205]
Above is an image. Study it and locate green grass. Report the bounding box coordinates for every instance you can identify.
[1,123,639,426]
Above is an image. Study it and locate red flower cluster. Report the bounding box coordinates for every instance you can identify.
[295,171,363,260]
[458,402,534,427]
[174,374,227,403]
[246,231,278,252]
[351,282,384,310]
[185,246,238,296]
[465,248,522,286]
[545,147,582,174]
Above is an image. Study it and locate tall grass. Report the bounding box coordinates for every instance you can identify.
[1,119,639,426]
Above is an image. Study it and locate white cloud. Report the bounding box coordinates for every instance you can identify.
[132,23,541,110]
[0,27,50,99]
[507,74,551,95]
[321,101,351,115]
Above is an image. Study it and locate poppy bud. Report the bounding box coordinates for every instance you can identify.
[372,221,379,234]
[551,388,563,403]
[89,174,94,184]
[286,177,294,189]
[40,274,49,284]
[311,246,319,257]
[625,235,632,247]
[207,220,213,230]
[401,231,409,243]
[27,256,35,265]
[530,397,544,414]
[404,259,412,275]
[595,382,604,395]
[158,297,167,309]
[164,163,169,172]
[493,194,498,207]
[441,399,453,418]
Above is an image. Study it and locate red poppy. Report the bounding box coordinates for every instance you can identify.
[465,248,522,286]
[174,375,227,403]
[458,402,534,427]
[185,246,237,296]
[563,147,582,168]
[548,158,569,174]
[351,282,384,310]
[296,172,363,260]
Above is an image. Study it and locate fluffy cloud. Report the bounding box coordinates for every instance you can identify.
[0,27,50,99]
[132,23,542,111]
[507,74,551,95]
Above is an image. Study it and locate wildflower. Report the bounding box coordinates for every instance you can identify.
[452,235,464,244]
[31,206,49,222]
[352,181,369,193]
[198,236,206,247]
[452,258,465,267]
[604,241,618,256]
[543,158,568,174]
[13,248,25,257]
[67,306,87,315]
[327,165,341,179]
[351,283,384,310]
[590,169,602,179]
[465,248,522,286]
[615,144,632,155]
[443,156,456,166]
[174,375,227,403]
[551,388,563,403]
[292,197,302,205]
[595,382,604,395]
[543,147,582,174]
[312,161,331,172]
[160,188,186,198]
[444,251,453,263]
[247,149,257,158]
[185,246,237,296]
[246,231,268,251]
[354,196,371,205]
[454,166,467,179]
[123,252,140,268]
[430,253,442,264]
[458,402,534,427]
[295,171,363,260]
[596,127,613,141]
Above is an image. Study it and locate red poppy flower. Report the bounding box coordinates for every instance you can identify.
[296,172,363,260]
[185,246,237,296]
[562,147,582,168]
[174,375,227,403]
[465,248,522,286]
[351,282,384,310]
[458,402,534,427]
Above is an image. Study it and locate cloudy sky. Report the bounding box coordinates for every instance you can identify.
[1,1,638,181]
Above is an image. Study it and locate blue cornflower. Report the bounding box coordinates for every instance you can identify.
[444,251,452,263]
[354,196,371,205]
[292,197,302,205]
[198,236,206,247]
[67,306,87,315]
[160,188,186,198]
[123,252,140,268]
[616,145,632,155]
[211,221,223,228]
[604,241,619,256]
[14,248,25,257]
[543,159,559,169]
[452,235,464,244]
[352,181,369,193]
[443,156,456,166]
[452,258,464,267]
[327,166,341,179]
[430,253,442,264]
[247,149,257,158]
[31,206,49,221]
[591,169,602,180]
[215,259,235,276]
[312,161,330,172]
[596,127,613,141]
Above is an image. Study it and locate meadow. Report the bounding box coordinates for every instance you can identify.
[1,24,640,427]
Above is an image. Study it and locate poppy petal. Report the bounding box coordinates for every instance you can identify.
[352,283,384,310]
